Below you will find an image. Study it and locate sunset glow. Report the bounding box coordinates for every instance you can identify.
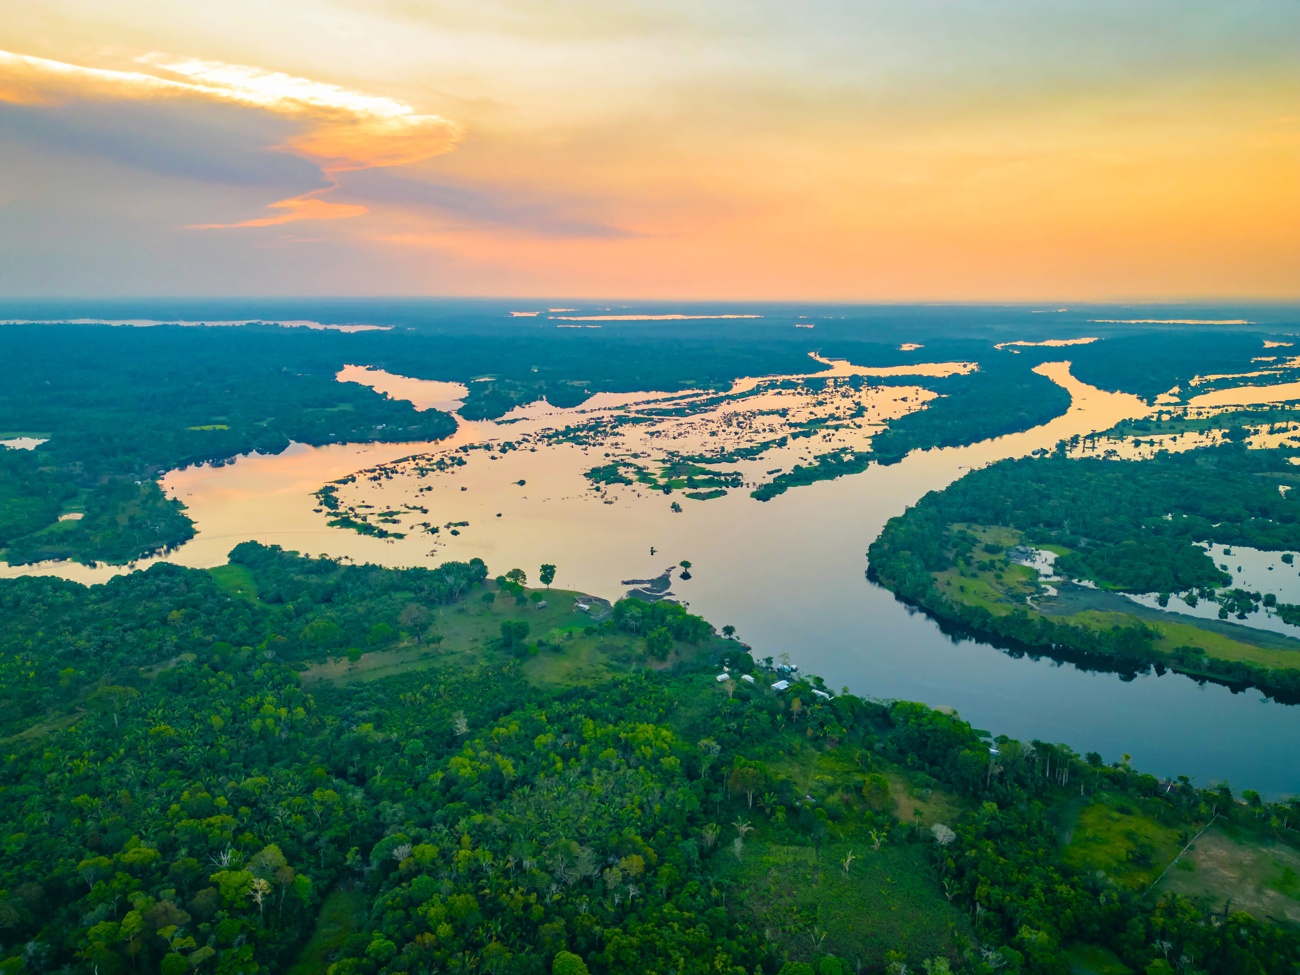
[1,1,1298,299]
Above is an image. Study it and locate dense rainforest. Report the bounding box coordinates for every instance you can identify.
[4,314,1297,567]
[868,443,1300,699]
[0,326,459,567]
[1,544,1299,974]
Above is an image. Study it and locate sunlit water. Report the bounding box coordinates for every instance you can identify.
[13,361,1300,794]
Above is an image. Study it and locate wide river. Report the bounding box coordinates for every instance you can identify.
[7,359,1300,796]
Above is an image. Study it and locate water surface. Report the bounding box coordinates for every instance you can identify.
[10,361,1300,794]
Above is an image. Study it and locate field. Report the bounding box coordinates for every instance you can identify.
[297,584,726,688]
[930,523,1300,681]
[1061,793,1183,889]
[1158,825,1300,925]
[723,838,969,967]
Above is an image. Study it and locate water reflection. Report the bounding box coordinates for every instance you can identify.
[11,361,1300,793]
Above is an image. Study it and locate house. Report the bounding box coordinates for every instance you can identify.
[771,679,790,692]
[811,689,832,701]
[715,673,732,683]
[741,674,756,684]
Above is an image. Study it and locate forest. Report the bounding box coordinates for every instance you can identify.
[0,320,1063,567]
[4,316,1296,568]
[1,543,1299,974]
[867,443,1300,698]
[0,326,459,566]
[866,361,1071,466]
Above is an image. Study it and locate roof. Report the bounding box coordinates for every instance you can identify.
[715,673,732,682]
[771,679,790,691]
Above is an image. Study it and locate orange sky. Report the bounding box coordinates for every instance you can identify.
[1,1,1298,299]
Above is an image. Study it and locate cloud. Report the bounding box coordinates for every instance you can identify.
[0,49,463,226]
[340,169,634,239]
[138,55,462,173]
[191,194,370,229]
[0,99,320,189]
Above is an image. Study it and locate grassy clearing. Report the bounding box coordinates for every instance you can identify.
[286,889,369,975]
[932,524,1047,616]
[208,563,259,600]
[884,770,966,828]
[938,524,1300,676]
[1061,794,1182,888]
[298,584,726,689]
[1064,943,1134,974]
[955,523,1022,548]
[1150,619,1300,670]
[763,742,966,831]
[725,839,969,969]
[0,709,85,745]
[1158,824,1300,925]
[933,563,1039,616]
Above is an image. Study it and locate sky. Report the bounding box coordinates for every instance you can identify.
[1,1,1298,301]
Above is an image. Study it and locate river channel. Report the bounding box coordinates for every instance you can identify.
[8,359,1300,795]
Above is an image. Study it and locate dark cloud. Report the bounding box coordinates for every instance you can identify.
[339,168,634,239]
[0,98,325,193]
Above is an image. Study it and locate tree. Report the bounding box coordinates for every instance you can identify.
[728,766,761,808]
[862,773,892,812]
[645,626,673,661]
[553,951,590,975]
[722,624,736,639]
[539,564,556,589]
[501,619,531,654]
[505,567,527,586]
[931,823,956,847]
[89,685,140,727]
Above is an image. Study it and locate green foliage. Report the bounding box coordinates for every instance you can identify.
[0,324,460,565]
[1,543,1299,973]
[613,597,714,643]
[553,950,591,975]
[501,618,532,654]
[645,626,674,661]
[870,359,1072,465]
[869,446,1300,697]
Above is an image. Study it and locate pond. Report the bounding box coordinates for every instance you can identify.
[9,359,1300,795]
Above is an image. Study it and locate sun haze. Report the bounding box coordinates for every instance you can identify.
[2,0,1298,299]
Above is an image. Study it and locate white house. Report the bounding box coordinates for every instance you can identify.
[771,679,790,692]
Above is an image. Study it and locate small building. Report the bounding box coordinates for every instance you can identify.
[771,679,790,692]
[811,689,832,701]
[740,674,755,684]
[715,673,732,683]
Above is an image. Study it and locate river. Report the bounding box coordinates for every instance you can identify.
[7,359,1300,795]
